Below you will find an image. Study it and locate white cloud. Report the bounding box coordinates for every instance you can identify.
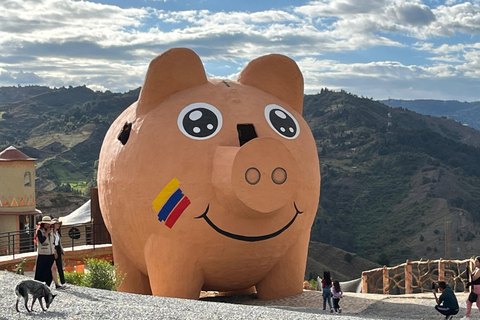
[0,0,479,100]
[429,2,480,36]
[295,0,388,16]
[0,69,15,82]
[395,2,436,26]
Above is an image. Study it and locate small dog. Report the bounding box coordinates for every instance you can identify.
[15,279,57,312]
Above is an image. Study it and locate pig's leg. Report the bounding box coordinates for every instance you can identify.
[255,234,310,300]
[113,239,152,295]
[144,235,204,299]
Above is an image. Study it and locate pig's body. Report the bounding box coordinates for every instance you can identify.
[98,48,320,300]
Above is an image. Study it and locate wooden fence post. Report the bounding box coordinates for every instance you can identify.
[383,266,390,294]
[438,259,444,281]
[362,272,368,293]
[405,260,413,294]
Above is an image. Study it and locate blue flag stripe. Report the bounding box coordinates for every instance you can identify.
[157,188,184,221]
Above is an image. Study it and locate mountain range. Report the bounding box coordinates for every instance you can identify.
[1,85,480,266]
[382,99,480,131]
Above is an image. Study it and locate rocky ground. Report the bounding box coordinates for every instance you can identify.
[1,270,474,320]
[202,289,471,320]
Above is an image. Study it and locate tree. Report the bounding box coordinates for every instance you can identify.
[377,252,390,266]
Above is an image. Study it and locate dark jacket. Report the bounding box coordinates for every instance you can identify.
[439,284,459,311]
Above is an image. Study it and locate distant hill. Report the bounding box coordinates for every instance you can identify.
[0,85,140,191]
[1,86,480,266]
[307,89,480,265]
[381,99,480,131]
[0,85,53,104]
[306,241,379,281]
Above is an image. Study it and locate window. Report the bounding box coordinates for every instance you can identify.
[24,172,31,187]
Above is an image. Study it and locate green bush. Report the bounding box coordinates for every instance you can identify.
[83,258,125,291]
[64,271,86,286]
[377,252,390,266]
[63,258,125,291]
[464,231,476,242]
[344,253,353,263]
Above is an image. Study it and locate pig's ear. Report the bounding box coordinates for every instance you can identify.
[136,48,208,116]
[237,54,304,115]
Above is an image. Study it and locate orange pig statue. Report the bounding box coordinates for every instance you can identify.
[97,48,320,300]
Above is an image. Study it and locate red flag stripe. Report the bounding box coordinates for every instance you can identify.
[165,196,191,228]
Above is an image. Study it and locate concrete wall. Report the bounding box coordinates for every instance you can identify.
[0,215,18,254]
[0,161,36,213]
[0,215,17,234]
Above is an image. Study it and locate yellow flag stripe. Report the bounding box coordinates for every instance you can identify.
[152,178,180,211]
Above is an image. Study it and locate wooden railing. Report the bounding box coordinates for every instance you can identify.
[0,223,111,259]
[362,258,474,294]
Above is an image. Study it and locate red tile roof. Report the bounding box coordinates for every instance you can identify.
[0,146,36,161]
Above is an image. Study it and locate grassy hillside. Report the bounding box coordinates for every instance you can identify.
[0,86,139,193]
[382,99,480,131]
[1,86,480,266]
[306,241,380,281]
[306,89,480,264]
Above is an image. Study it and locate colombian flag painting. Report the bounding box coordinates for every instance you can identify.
[152,178,191,228]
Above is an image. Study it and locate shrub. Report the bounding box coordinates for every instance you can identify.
[377,252,390,266]
[65,271,86,286]
[83,258,125,291]
[464,232,476,242]
[344,253,353,263]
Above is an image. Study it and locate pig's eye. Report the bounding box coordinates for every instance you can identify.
[178,102,223,140]
[264,104,300,139]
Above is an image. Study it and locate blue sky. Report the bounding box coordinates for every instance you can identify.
[0,0,479,101]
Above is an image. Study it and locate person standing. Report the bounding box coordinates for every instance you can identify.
[332,280,343,314]
[463,256,480,320]
[322,271,334,313]
[33,216,56,287]
[433,281,459,320]
[52,218,65,289]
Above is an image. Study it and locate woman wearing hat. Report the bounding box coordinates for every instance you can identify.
[52,218,65,288]
[33,216,56,286]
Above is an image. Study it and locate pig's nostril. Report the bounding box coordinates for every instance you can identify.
[271,167,287,184]
[245,167,261,185]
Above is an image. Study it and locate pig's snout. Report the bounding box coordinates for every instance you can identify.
[244,166,287,185]
[213,138,299,213]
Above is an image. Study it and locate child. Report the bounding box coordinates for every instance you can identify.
[332,280,343,314]
[322,271,333,313]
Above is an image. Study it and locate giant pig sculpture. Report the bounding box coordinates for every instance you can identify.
[97,48,320,300]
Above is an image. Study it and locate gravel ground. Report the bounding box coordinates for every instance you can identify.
[0,271,472,320]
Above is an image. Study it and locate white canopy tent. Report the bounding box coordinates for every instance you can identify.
[60,200,91,226]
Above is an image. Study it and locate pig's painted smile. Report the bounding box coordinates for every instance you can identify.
[195,203,303,242]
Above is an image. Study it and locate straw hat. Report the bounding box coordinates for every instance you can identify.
[38,216,55,225]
